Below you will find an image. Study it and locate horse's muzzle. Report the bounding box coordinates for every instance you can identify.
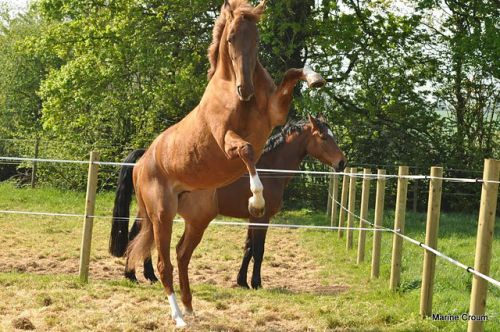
[237,85,254,101]
[337,160,346,172]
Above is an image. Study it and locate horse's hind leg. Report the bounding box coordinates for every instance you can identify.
[153,210,186,326]
[139,183,185,327]
[176,189,217,314]
[176,222,209,314]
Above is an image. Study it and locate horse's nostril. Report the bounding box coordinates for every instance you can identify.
[237,86,243,97]
[338,160,346,172]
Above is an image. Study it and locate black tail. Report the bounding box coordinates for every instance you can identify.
[109,149,146,257]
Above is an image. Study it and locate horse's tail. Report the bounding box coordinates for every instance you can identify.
[126,214,155,272]
[109,149,146,257]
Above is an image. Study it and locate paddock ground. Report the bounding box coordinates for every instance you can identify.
[0,182,498,331]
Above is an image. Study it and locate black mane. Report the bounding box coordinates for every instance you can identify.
[263,120,309,153]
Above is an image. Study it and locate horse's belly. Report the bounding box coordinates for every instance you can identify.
[176,157,247,189]
[161,134,248,189]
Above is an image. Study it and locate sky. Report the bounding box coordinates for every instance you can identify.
[3,0,29,13]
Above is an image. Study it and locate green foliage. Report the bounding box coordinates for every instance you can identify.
[0,0,498,210]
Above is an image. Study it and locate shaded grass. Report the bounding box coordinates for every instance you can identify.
[0,182,499,331]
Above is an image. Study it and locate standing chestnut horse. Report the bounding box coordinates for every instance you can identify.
[109,0,325,327]
[116,115,346,289]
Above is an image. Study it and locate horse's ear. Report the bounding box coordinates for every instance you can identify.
[253,0,267,19]
[308,113,320,132]
[318,112,326,123]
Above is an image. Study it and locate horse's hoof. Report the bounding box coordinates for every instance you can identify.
[237,279,250,289]
[124,271,138,283]
[307,75,326,88]
[248,204,265,218]
[173,317,187,328]
[184,309,195,317]
[303,67,326,88]
[145,275,159,283]
[251,282,262,289]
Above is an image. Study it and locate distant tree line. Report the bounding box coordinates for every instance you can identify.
[0,0,498,211]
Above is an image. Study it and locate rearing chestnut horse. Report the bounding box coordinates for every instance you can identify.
[118,115,346,289]
[109,0,325,327]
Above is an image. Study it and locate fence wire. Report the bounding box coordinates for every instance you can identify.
[329,193,500,289]
[0,156,499,184]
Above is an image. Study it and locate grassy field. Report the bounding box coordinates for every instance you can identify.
[0,181,499,331]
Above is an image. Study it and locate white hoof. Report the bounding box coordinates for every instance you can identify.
[248,197,265,218]
[174,317,187,328]
[249,195,265,210]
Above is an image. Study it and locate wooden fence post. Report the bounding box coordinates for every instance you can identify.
[357,168,371,263]
[419,166,443,317]
[31,137,40,188]
[371,169,386,279]
[467,159,499,332]
[327,175,333,217]
[338,168,350,238]
[330,174,339,227]
[346,167,358,249]
[79,151,100,283]
[389,166,409,291]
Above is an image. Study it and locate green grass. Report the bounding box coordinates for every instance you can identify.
[0,181,499,331]
[276,209,500,331]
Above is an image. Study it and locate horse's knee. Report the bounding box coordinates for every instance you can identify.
[157,260,173,284]
[239,143,254,161]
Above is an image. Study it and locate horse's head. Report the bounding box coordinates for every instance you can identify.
[222,0,265,101]
[305,114,346,172]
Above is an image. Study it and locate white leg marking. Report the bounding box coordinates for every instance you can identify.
[249,173,265,209]
[168,293,187,328]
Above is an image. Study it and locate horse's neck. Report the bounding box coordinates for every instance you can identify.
[265,132,308,171]
[214,29,234,81]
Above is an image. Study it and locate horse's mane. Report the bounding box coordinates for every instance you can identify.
[263,120,309,153]
[263,117,332,153]
[207,0,262,80]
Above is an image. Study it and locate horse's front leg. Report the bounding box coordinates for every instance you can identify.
[237,228,253,288]
[250,218,269,289]
[269,67,326,125]
[225,130,265,218]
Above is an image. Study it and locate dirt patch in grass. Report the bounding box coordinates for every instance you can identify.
[12,317,35,330]
[0,217,349,331]
[0,219,348,296]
